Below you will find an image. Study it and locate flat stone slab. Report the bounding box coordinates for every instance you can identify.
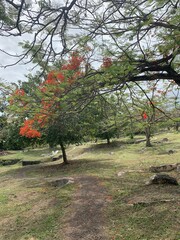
[48,178,74,187]
[22,160,41,166]
[149,163,179,173]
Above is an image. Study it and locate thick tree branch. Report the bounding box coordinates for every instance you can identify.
[5,0,20,9]
[129,74,180,85]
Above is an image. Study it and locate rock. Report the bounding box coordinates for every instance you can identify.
[162,138,168,142]
[168,150,174,154]
[146,174,178,185]
[52,154,62,161]
[149,163,178,173]
[117,171,125,177]
[135,139,146,144]
[48,178,74,187]
[127,199,177,207]
[22,160,41,166]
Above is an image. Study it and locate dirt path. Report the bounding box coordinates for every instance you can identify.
[63,175,109,240]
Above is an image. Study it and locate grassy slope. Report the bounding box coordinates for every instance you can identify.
[0,132,179,240]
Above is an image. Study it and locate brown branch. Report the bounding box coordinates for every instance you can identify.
[129,74,180,84]
[5,0,20,10]
[151,21,180,30]
[16,0,25,35]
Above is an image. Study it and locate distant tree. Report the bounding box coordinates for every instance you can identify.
[0,115,7,149]
[125,81,177,147]
[0,80,11,149]
[85,96,118,144]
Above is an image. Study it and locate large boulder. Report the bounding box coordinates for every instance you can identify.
[146,174,178,185]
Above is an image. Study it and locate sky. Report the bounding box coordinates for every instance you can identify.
[0,35,35,84]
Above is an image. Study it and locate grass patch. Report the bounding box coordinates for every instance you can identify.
[0,193,9,204]
[0,131,179,239]
[0,181,74,240]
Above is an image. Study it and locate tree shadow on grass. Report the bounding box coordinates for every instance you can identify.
[0,157,126,180]
[89,141,131,150]
[21,147,61,156]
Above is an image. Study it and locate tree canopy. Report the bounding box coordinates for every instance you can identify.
[0,0,179,87]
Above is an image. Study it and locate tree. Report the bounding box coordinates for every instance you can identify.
[122,81,178,147]
[84,95,118,144]
[0,79,12,111]
[0,0,179,88]
[45,112,84,163]
[0,115,7,149]
[0,80,12,149]
[8,51,85,163]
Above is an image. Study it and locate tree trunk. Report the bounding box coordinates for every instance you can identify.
[129,132,134,139]
[145,126,152,147]
[106,134,110,145]
[175,122,179,131]
[59,141,68,164]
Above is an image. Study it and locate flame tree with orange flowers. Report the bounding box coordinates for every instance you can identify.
[9,51,85,164]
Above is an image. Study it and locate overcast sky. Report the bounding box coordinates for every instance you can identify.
[0,35,35,84]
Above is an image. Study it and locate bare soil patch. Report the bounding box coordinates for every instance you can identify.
[63,175,109,240]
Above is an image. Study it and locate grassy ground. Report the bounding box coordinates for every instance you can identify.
[0,131,179,240]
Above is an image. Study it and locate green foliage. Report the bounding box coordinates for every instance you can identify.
[46,115,83,148]
[2,121,37,150]
[95,123,117,144]
[0,115,7,149]
[0,0,180,88]
[0,0,14,26]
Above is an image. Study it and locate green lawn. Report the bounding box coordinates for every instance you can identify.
[0,131,179,240]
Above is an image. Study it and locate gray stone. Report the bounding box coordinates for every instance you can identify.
[162,138,168,142]
[168,150,174,154]
[22,160,41,166]
[49,178,74,187]
[146,174,178,185]
[149,164,178,173]
[52,154,62,161]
